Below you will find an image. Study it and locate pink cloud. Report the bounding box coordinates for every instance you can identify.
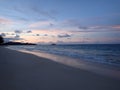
[0,17,13,24]
[112,25,120,29]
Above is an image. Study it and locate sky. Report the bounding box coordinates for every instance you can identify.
[0,0,120,44]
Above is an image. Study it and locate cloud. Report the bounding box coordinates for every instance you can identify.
[78,26,89,30]
[0,32,17,38]
[0,17,13,25]
[36,34,40,36]
[14,35,20,38]
[0,33,6,37]
[44,34,48,36]
[35,34,48,36]
[70,25,120,33]
[13,35,23,40]
[14,30,33,34]
[14,30,22,34]
[11,5,57,21]
[29,21,54,29]
[4,35,23,42]
[58,34,71,38]
[62,17,120,32]
[111,25,120,29]
[26,30,32,33]
[31,6,57,20]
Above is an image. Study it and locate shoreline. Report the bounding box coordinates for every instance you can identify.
[0,47,120,90]
[7,47,120,79]
[6,45,120,67]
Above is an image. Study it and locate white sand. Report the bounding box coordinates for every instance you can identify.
[0,47,120,90]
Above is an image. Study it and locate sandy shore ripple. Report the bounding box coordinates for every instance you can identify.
[0,47,120,90]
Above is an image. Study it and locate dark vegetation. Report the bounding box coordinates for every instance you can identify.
[4,42,36,45]
[0,36,4,45]
[0,35,36,45]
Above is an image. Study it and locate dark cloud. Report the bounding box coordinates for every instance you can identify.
[78,26,89,30]
[4,36,23,42]
[70,25,120,33]
[62,19,90,30]
[50,23,54,26]
[44,34,48,36]
[15,35,20,38]
[5,34,22,42]
[31,6,56,20]
[1,33,6,37]
[35,34,48,36]
[58,34,71,38]
[14,30,22,34]
[26,30,32,33]
[0,33,16,37]
[36,34,40,36]
[11,33,15,35]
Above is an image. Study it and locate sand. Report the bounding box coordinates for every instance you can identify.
[0,47,120,90]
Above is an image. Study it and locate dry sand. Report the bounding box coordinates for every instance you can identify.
[0,47,120,90]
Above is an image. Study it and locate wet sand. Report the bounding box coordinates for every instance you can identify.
[0,47,120,90]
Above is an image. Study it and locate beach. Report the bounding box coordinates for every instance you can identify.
[0,47,120,90]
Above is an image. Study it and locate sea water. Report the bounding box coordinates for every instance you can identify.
[7,44,120,67]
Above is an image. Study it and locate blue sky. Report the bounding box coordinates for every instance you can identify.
[0,0,120,44]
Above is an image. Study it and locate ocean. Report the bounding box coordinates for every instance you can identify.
[7,44,120,67]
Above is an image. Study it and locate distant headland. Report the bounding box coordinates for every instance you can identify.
[3,42,37,45]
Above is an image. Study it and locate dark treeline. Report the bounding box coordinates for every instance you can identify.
[0,36,4,45]
[3,42,36,45]
[0,35,36,45]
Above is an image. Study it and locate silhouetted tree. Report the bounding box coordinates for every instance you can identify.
[0,35,4,44]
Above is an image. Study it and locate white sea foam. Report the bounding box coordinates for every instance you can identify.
[6,45,120,79]
[6,44,120,66]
